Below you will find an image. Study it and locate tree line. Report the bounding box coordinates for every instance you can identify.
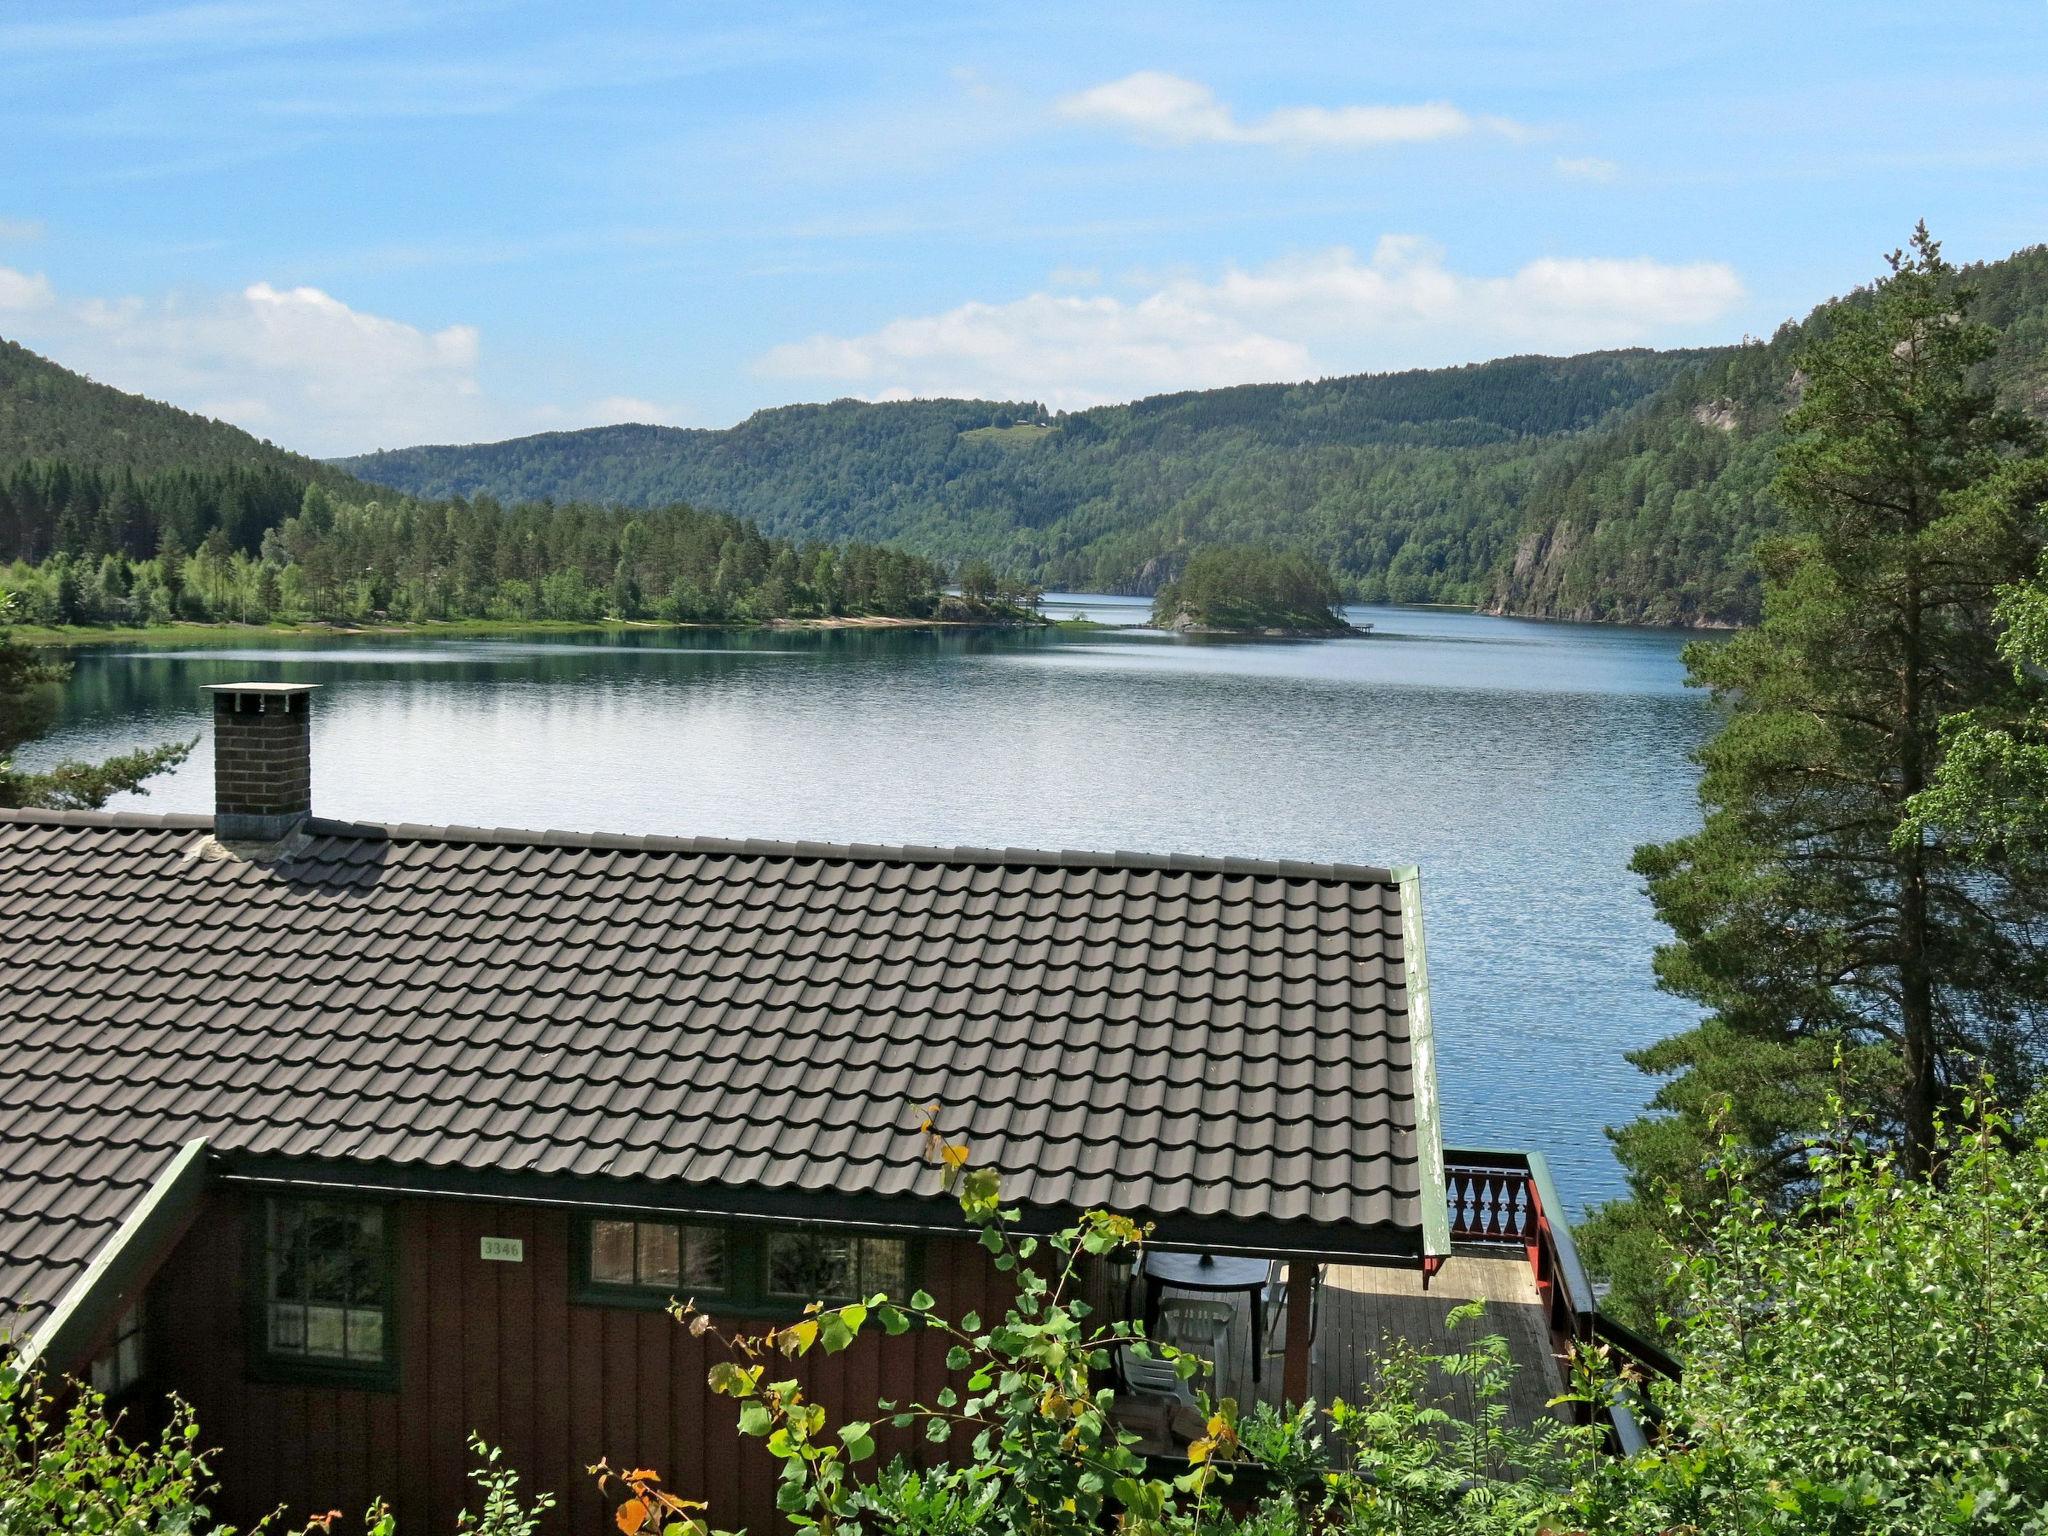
[0,473,1000,629]
[0,457,313,565]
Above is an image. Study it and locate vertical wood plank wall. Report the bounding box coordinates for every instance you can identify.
[146,1193,995,1534]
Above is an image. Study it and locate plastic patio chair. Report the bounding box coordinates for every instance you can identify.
[1159,1296,1237,1353]
[1117,1344,1198,1404]
[1263,1260,1324,1356]
[1262,1258,1288,1342]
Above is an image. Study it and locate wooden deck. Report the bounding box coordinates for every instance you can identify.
[1151,1247,1563,1426]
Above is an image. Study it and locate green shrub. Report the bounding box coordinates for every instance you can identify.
[0,1356,233,1535]
[1569,1094,2048,1535]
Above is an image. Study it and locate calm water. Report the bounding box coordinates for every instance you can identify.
[29,598,1713,1211]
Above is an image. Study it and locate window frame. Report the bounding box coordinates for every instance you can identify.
[760,1228,914,1306]
[575,1215,737,1306]
[246,1194,400,1391]
[88,1298,147,1400]
[572,1214,923,1316]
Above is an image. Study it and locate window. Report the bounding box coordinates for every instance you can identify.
[765,1231,908,1301]
[89,1300,145,1396]
[575,1217,917,1312]
[586,1219,728,1294]
[261,1198,392,1376]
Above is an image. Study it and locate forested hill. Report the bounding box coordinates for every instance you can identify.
[0,338,983,633]
[0,337,357,489]
[1487,244,2048,624]
[338,351,1709,606]
[343,245,2048,626]
[0,335,377,571]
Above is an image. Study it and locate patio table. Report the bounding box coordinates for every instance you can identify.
[1140,1251,1272,1381]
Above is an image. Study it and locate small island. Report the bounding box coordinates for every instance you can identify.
[1151,546,1363,636]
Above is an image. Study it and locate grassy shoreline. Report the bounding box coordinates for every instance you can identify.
[8,612,1048,647]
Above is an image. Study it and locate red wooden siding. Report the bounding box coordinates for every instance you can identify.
[143,1192,996,1534]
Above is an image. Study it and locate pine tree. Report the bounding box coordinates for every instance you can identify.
[0,623,192,810]
[1904,460,2048,858]
[1586,228,2048,1319]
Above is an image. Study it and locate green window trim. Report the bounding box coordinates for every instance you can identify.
[572,1215,923,1316]
[247,1194,400,1391]
[88,1299,146,1399]
[586,1216,734,1298]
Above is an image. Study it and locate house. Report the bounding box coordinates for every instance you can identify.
[0,681,1650,1532]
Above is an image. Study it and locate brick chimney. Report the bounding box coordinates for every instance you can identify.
[204,683,317,842]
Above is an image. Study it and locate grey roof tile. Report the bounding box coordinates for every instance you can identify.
[0,809,1423,1334]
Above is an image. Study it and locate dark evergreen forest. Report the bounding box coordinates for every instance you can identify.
[0,468,969,629]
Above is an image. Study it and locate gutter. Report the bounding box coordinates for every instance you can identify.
[215,1160,1427,1266]
[17,1138,210,1374]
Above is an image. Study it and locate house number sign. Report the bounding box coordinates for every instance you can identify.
[480,1236,525,1262]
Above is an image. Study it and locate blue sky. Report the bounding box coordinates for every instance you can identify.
[1,1,2044,456]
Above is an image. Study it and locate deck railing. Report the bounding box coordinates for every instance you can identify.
[1442,1147,1677,1454]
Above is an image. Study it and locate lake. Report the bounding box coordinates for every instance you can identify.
[27,597,1713,1212]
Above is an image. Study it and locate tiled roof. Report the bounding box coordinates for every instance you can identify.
[0,808,1435,1336]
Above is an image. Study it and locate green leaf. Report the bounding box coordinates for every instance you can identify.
[910,1289,935,1311]
[737,1402,774,1437]
[707,1361,758,1398]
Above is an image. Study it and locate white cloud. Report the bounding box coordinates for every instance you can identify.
[526,395,689,431]
[0,219,46,244]
[1555,155,1619,181]
[0,265,678,454]
[757,239,1744,408]
[0,266,56,311]
[1055,71,1523,150]
[759,290,1309,409]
